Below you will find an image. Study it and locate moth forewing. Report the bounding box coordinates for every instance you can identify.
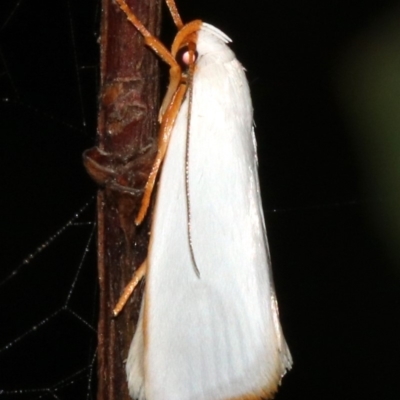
[114,1,292,399]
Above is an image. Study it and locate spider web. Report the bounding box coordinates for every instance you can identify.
[0,0,99,399]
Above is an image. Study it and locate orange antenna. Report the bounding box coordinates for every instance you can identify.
[165,0,184,29]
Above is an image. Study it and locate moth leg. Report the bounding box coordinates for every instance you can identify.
[115,0,178,69]
[135,83,188,225]
[113,259,147,317]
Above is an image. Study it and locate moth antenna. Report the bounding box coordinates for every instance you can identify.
[185,57,200,278]
[165,0,184,29]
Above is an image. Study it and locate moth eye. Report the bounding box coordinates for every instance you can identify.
[176,46,198,69]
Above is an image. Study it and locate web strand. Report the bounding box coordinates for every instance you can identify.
[0,1,99,398]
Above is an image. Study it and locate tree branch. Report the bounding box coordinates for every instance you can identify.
[84,0,161,398]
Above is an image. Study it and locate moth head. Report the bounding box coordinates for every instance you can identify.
[171,20,202,70]
[155,19,202,121]
[113,0,206,121]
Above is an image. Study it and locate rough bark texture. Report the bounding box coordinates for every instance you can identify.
[83,0,161,399]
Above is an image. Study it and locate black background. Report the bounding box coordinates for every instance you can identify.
[1,0,400,399]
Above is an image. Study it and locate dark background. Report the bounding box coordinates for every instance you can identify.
[1,0,399,399]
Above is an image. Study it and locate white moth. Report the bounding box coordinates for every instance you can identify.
[113,1,292,399]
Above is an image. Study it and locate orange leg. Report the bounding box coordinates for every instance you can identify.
[113,260,147,317]
[115,0,178,70]
[165,0,183,29]
[135,83,188,225]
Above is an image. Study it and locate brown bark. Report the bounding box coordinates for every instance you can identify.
[83,0,161,399]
